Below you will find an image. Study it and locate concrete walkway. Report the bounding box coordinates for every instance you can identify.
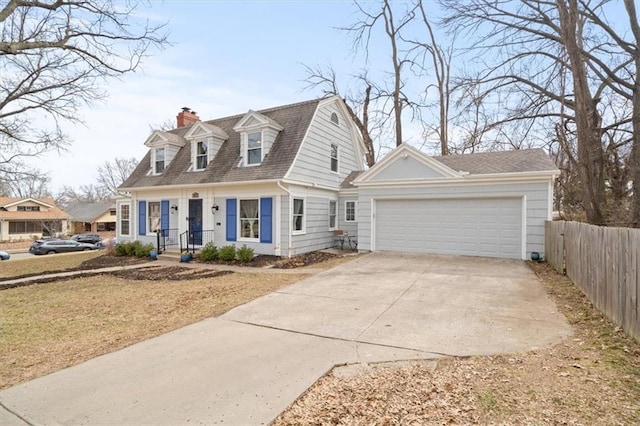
[0,253,571,425]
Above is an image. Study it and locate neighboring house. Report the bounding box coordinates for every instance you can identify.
[65,202,117,233]
[0,197,69,241]
[117,96,558,260]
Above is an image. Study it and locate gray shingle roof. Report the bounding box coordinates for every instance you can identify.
[120,98,321,189]
[65,202,114,222]
[434,148,557,175]
[341,170,364,189]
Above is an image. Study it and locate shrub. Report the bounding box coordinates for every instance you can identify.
[200,242,219,261]
[236,245,254,263]
[114,243,128,256]
[135,243,154,258]
[125,241,142,256]
[114,241,154,257]
[218,245,236,262]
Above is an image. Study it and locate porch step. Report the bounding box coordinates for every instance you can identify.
[157,251,183,262]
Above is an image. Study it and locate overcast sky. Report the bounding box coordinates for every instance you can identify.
[31,0,395,192]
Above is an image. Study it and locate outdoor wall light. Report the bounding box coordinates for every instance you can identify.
[211,204,219,214]
[170,204,178,213]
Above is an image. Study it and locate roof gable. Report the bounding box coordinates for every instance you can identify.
[183,122,229,141]
[233,110,284,132]
[0,197,54,209]
[355,144,462,184]
[144,131,185,148]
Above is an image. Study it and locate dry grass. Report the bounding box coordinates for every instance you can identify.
[0,271,306,389]
[274,262,640,425]
[0,251,103,279]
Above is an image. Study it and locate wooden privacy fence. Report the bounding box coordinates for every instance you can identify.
[545,221,640,341]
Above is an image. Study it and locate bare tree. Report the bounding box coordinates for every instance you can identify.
[438,0,637,225]
[0,170,51,198]
[407,1,454,155]
[56,184,109,209]
[342,0,420,147]
[96,157,138,197]
[0,0,167,178]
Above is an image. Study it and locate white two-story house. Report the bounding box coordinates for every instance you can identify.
[117,96,366,256]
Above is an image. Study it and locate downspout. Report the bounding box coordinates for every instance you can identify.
[276,180,293,258]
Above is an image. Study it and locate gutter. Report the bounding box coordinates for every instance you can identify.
[276,180,293,258]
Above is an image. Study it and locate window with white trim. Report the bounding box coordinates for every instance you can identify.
[195,141,208,170]
[155,148,165,174]
[330,143,338,172]
[239,199,259,239]
[345,201,356,222]
[148,201,161,232]
[247,132,262,165]
[120,204,130,235]
[293,198,305,233]
[329,200,337,230]
[330,112,339,125]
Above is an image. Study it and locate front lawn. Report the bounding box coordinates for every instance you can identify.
[0,270,307,389]
[0,251,103,280]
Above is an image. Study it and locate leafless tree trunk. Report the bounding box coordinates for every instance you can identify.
[623,0,640,227]
[557,0,605,224]
[343,1,419,147]
[410,1,453,155]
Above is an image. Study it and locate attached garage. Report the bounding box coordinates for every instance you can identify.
[348,144,559,260]
[374,197,523,259]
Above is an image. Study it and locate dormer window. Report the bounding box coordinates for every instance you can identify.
[155,148,165,174]
[247,132,262,165]
[195,141,208,170]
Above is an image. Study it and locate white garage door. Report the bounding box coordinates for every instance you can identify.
[374,198,523,259]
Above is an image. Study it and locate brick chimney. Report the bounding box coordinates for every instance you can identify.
[176,107,199,128]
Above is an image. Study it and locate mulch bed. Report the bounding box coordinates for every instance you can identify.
[110,266,233,281]
[195,251,337,269]
[79,254,149,269]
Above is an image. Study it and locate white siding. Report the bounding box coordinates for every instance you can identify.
[289,196,337,255]
[287,101,362,188]
[337,196,358,236]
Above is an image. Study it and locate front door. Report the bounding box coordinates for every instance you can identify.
[188,199,203,245]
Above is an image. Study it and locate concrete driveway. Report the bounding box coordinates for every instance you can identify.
[1,253,571,425]
[223,252,571,356]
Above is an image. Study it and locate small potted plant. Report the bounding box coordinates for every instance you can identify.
[180,251,192,262]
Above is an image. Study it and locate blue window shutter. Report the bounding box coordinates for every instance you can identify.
[260,197,273,243]
[161,200,169,231]
[226,198,237,241]
[138,200,146,235]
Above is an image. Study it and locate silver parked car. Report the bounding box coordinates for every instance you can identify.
[29,239,99,255]
[0,250,9,260]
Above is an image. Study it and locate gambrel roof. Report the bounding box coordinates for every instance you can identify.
[120,98,322,189]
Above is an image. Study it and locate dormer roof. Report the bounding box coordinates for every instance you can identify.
[144,130,185,148]
[183,121,229,141]
[233,110,284,132]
